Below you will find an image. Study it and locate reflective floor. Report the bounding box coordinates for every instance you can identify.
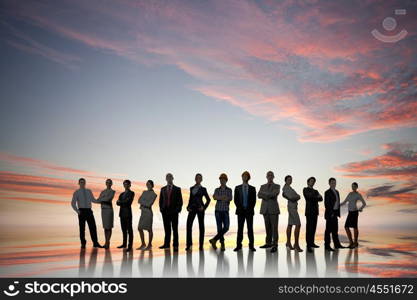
[1,230,416,277]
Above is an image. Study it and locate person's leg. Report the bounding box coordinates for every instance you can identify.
[161,213,170,246]
[324,219,331,248]
[171,213,179,248]
[332,217,342,247]
[294,225,302,250]
[104,229,110,247]
[286,225,293,246]
[148,229,153,247]
[353,228,359,246]
[138,229,145,248]
[263,214,272,246]
[236,214,245,248]
[345,227,353,245]
[247,214,254,248]
[312,215,318,246]
[222,212,230,242]
[78,211,87,246]
[271,214,279,246]
[127,216,133,249]
[186,211,196,248]
[86,210,99,245]
[119,217,127,247]
[305,216,311,247]
[197,211,205,248]
[213,211,222,241]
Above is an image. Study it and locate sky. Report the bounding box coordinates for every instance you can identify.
[0,0,416,247]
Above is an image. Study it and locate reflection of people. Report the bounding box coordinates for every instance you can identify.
[137,180,157,250]
[159,173,183,252]
[345,248,359,276]
[116,180,135,251]
[340,182,366,249]
[258,171,281,253]
[186,173,211,251]
[282,175,302,252]
[303,177,322,253]
[97,179,115,249]
[209,173,232,251]
[71,178,103,248]
[324,178,345,251]
[234,171,257,252]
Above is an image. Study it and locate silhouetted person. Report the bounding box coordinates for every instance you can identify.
[71,178,103,248]
[97,179,115,249]
[303,177,322,253]
[159,173,183,252]
[116,180,134,251]
[283,175,303,252]
[324,177,345,251]
[209,173,232,251]
[234,171,256,252]
[137,180,157,250]
[340,182,366,249]
[258,171,280,253]
[186,173,211,251]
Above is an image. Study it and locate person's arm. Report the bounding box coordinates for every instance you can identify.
[71,192,79,214]
[226,188,233,202]
[358,193,366,211]
[234,186,239,208]
[100,190,115,203]
[203,188,211,210]
[271,185,280,198]
[127,191,134,206]
[257,185,270,200]
[90,190,101,204]
[177,188,183,213]
[213,188,223,201]
[340,193,349,206]
[316,190,323,202]
[324,190,332,212]
[159,188,164,211]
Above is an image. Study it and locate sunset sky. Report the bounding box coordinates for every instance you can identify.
[0,0,416,261]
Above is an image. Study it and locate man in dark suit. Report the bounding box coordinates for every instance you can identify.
[159,173,183,252]
[116,180,135,251]
[303,177,322,253]
[234,171,257,252]
[324,178,345,251]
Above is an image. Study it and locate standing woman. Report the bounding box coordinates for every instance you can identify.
[282,175,303,252]
[137,180,157,250]
[186,173,211,251]
[340,182,366,249]
[97,179,115,249]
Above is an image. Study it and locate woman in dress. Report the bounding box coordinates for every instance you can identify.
[282,175,303,252]
[340,182,367,248]
[137,180,157,250]
[97,179,115,249]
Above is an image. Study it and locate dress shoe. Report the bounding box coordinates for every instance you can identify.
[307,247,313,253]
[199,245,204,251]
[209,239,217,250]
[81,244,86,249]
[259,244,272,249]
[285,243,294,250]
[249,246,256,252]
[233,246,242,252]
[93,243,104,248]
[325,246,335,252]
[125,247,133,252]
[335,245,346,249]
[270,246,277,253]
[173,247,178,252]
[185,246,192,251]
[220,243,225,251]
[294,246,303,252]
[103,244,109,249]
[312,244,320,248]
[158,245,169,249]
[117,244,126,249]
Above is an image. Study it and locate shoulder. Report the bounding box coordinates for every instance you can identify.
[274,183,281,188]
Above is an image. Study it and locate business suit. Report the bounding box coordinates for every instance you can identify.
[258,183,280,246]
[234,184,256,248]
[186,185,211,248]
[159,185,183,247]
[303,187,322,248]
[324,188,342,248]
[117,190,135,248]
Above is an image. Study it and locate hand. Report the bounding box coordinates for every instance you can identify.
[359,209,363,212]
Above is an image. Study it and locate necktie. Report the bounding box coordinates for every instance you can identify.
[166,185,172,207]
[82,189,87,208]
[243,185,248,208]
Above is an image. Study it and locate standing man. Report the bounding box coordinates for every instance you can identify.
[324,178,345,251]
[209,173,233,251]
[303,177,323,253]
[234,171,257,252]
[159,173,183,252]
[258,171,281,253]
[71,178,103,248]
[116,180,135,252]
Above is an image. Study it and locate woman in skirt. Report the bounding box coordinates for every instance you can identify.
[97,179,115,249]
[340,182,367,248]
[137,180,157,250]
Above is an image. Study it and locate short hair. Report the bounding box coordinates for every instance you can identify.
[147,180,154,188]
[352,182,358,187]
[267,171,274,176]
[123,179,131,185]
[307,177,316,183]
[166,173,173,178]
[284,175,292,182]
[242,171,251,180]
[329,177,336,184]
[195,173,203,179]
[78,178,86,183]
[219,173,228,181]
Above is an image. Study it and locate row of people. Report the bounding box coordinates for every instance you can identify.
[71,171,366,253]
